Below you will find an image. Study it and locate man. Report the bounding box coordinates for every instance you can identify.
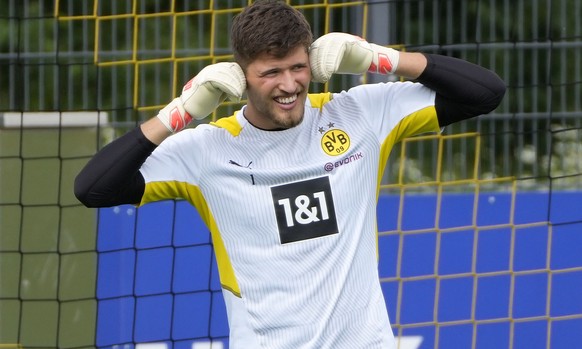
[75,0,506,348]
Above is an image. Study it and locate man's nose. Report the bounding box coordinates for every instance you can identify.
[278,70,296,92]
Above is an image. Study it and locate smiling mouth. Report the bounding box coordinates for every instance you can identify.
[274,94,298,105]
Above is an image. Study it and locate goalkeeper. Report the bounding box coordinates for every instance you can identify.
[75,0,505,348]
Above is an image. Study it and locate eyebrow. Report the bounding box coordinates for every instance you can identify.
[259,68,280,76]
[260,63,308,75]
[293,62,309,68]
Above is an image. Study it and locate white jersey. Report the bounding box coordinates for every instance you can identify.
[139,81,439,349]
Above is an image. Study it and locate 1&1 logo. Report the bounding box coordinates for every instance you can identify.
[321,129,350,156]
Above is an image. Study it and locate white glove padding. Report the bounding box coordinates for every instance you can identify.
[309,32,400,83]
[157,62,246,133]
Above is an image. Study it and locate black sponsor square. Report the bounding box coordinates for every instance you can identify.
[271,176,338,244]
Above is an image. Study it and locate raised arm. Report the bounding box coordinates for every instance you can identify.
[414,53,506,126]
[74,127,155,207]
[74,63,246,207]
[309,33,506,126]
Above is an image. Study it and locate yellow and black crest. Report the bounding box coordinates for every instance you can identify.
[321,128,350,156]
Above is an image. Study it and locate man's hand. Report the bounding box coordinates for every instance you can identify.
[157,62,246,133]
[309,32,400,83]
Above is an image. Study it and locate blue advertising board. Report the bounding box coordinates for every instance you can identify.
[95,191,582,348]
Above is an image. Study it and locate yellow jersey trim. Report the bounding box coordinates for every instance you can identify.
[308,92,333,111]
[376,105,440,192]
[210,112,243,137]
[140,181,241,297]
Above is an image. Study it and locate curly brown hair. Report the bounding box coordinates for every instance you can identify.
[231,0,313,70]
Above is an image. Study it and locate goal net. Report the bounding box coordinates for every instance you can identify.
[1,0,581,348]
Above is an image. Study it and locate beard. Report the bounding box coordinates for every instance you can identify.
[245,87,306,130]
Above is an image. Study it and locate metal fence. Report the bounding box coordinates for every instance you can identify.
[1,1,581,348]
[1,0,580,187]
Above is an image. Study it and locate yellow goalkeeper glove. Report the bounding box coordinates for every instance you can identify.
[309,32,400,83]
[157,62,246,133]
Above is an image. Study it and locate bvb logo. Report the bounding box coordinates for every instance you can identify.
[321,129,350,156]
